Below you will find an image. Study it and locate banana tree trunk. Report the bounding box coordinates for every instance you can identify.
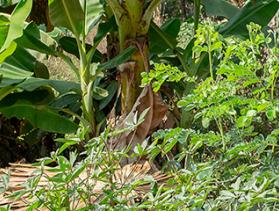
[107,0,161,115]
[120,37,149,114]
[106,0,169,158]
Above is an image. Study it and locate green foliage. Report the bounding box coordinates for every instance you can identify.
[141,63,188,92]
[0,0,126,138]
[219,0,279,37]
[1,0,279,209]
[78,22,279,209]
[48,0,84,36]
[149,18,181,54]
[0,0,82,136]
[202,0,239,19]
[0,0,32,62]
[193,22,223,78]
[177,20,194,49]
[162,23,279,209]
[0,0,18,7]
[8,113,152,210]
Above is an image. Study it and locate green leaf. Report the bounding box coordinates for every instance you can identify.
[0,78,22,88]
[134,143,144,155]
[194,0,201,30]
[80,0,103,34]
[219,190,236,199]
[48,0,84,35]
[16,22,57,56]
[58,36,84,58]
[202,117,210,128]
[99,81,117,110]
[26,200,42,211]
[33,61,49,79]
[202,0,239,19]
[57,156,70,172]
[0,0,32,52]
[196,166,213,180]
[0,89,55,108]
[0,41,17,63]
[57,139,79,154]
[219,0,279,37]
[3,46,50,79]
[237,116,252,128]
[50,93,81,109]
[94,16,116,45]
[0,85,16,101]
[266,109,276,121]
[93,86,108,100]
[0,62,33,79]
[18,78,81,94]
[0,101,78,133]
[247,110,257,117]
[0,15,10,47]
[164,138,178,154]
[70,162,87,181]
[149,19,181,54]
[0,0,19,7]
[3,46,37,70]
[97,46,137,71]
[48,172,65,183]
[59,36,103,62]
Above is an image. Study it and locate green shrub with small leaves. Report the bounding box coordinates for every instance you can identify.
[143,22,279,210]
[141,63,189,92]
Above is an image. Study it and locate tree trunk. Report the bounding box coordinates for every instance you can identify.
[107,0,161,115]
[180,0,187,20]
[120,37,149,114]
[106,0,168,156]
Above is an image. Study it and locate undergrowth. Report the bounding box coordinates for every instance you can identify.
[2,23,279,210]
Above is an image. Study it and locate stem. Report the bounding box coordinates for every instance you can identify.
[194,0,201,31]
[207,32,214,80]
[216,117,226,151]
[78,21,96,136]
[107,0,129,51]
[271,73,276,100]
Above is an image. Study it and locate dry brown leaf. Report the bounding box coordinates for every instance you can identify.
[0,162,171,210]
[110,86,168,161]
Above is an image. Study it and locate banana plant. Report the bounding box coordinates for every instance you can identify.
[1,0,278,138]
[106,0,162,114]
[47,0,104,136]
[0,0,81,134]
[0,0,103,137]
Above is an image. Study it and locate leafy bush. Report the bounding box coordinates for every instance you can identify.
[148,23,279,209]
[1,0,279,209]
[4,112,159,210]
[178,21,194,49]
[5,23,279,210]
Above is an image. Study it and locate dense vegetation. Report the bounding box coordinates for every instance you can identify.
[0,0,279,210]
